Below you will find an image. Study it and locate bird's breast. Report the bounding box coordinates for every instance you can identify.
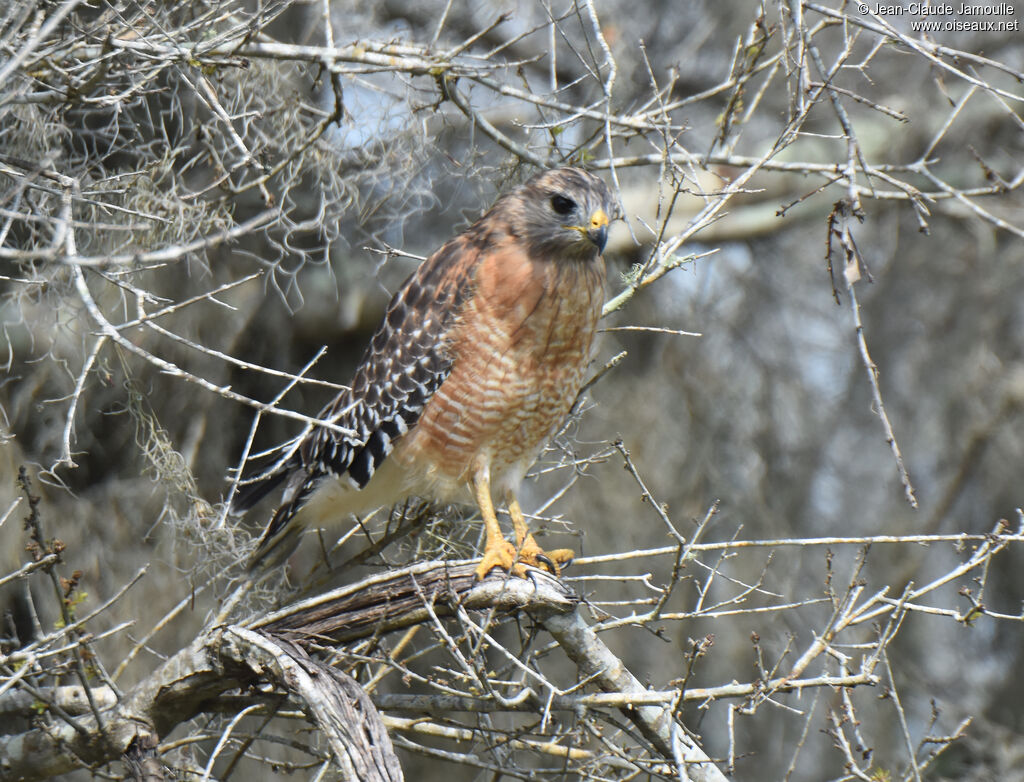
[393,246,605,491]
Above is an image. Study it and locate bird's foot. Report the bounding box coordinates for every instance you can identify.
[474,534,574,580]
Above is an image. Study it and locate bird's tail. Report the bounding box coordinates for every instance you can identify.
[245,474,317,571]
[247,504,304,571]
[231,468,291,515]
[229,454,309,571]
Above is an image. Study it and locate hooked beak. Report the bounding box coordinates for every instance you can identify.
[586,209,609,253]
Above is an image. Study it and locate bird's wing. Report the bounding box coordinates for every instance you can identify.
[305,240,481,488]
[242,230,487,562]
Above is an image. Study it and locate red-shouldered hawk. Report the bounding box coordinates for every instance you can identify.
[236,167,613,579]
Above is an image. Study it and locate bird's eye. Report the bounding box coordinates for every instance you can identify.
[550,194,576,216]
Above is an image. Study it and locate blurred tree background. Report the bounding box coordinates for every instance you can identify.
[2,0,1023,779]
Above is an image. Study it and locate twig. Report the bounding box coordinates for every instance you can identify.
[847,281,918,508]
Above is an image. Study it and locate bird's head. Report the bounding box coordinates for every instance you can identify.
[511,167,617,261]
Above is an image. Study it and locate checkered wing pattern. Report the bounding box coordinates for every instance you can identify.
[238,166,614,572]
[241,238,480,558]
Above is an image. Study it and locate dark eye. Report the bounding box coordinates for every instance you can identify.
[550,194,576,216]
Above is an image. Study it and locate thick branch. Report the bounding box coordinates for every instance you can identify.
[0,563,576,781]
[0,561,731,780]
[252,560,578,641]
[543,608,731,782]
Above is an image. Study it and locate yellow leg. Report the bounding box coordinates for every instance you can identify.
[471,462,575,580]
[472,462,521,580]
[506,490,574,576]
[506,494,531,546]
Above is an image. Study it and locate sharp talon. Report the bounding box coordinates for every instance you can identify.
[534,553,556,574]
[476,530,574,581]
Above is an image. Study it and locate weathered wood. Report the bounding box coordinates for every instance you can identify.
[0,563,577,781]
[0,561,727,781]
[227,627,403,782]
[123,733,164,782]
[251,560,578,642]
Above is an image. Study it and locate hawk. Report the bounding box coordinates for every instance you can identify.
[236,167,613,579]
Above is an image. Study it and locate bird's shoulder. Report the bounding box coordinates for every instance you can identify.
[297,218,505,483]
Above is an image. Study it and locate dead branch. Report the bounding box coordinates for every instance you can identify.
[3,563,716,780]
